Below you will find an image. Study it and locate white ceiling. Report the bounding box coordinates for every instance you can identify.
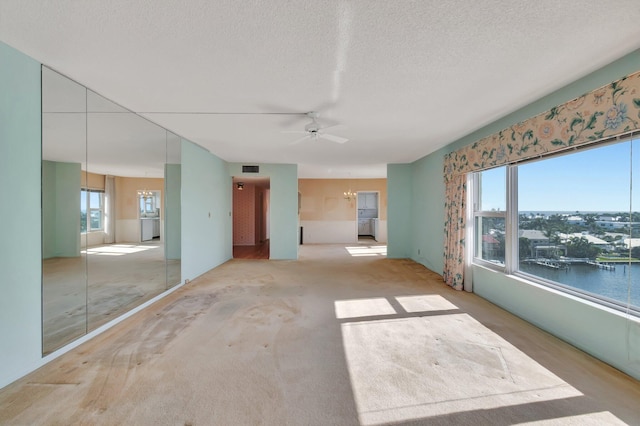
[3,1,640,178]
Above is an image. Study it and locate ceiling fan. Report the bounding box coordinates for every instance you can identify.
[283,111,348,145]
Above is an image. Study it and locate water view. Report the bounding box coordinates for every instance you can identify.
[520,262,640,308]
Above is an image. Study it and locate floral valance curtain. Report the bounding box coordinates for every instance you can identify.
[444,70,640,178]
[442,69,640,290]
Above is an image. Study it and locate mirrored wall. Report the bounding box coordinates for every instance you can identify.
[42,67,182,355]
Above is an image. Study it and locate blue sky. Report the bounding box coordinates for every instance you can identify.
[481,138,640,213]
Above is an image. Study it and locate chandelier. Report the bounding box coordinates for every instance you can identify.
[343,189,356,201]
[138,190,154,199]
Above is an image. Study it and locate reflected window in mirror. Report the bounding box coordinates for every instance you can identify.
[81,189,104,232]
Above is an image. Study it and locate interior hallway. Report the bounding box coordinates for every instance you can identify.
[1,244,639,425]
[233,240,270,259]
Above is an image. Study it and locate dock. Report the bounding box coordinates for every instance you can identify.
[586,260,615,270]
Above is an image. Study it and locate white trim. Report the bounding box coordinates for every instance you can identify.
[464,174,474,292]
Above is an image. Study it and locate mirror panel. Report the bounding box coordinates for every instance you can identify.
[42,67,88,354]
[86,90,168,331]
[42,68,183,353]
[165,132,182,288]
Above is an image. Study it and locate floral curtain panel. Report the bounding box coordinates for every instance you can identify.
[443,172,466,290]
[442,69,640,290]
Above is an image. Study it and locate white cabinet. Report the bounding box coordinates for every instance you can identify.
[358,219,372,235]
[366,193,377,209]
[141,218,160,241]
[358,192,378,209]
[359,193,378,209]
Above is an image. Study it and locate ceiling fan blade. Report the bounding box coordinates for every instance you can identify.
[319,133,349,144]
[289,135,312,145]
[281,130,308,134]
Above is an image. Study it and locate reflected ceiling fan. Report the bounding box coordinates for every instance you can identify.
[283,111,348,145]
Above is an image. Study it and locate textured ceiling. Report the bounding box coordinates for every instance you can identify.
[2,1,640,178]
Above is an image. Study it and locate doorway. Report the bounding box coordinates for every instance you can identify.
[356,191,379,243]
[232,177,270,259]
[138,189,161,242]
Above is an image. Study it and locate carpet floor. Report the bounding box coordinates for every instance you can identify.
[1,244,639,425]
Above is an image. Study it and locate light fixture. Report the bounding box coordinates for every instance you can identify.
[137,190,153,199]
[236,182,244,190]
[344,189,356,201]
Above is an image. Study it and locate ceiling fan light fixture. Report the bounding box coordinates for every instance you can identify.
[284,111,348,145]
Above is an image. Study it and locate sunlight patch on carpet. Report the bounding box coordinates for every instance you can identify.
[83,244,159,256]
[395,295,458,313]
[345,246,387,257]
[335,298,396,319]
[339,311,602,425]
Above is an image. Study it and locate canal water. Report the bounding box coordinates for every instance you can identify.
[519,262,640,309]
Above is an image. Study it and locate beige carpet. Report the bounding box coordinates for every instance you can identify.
[42,241,181,354]
[2,244,639,425]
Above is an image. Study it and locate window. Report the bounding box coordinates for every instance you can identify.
[139,191,159,217]
[473,166,506,266]
[472,137,639,314]
[81,189,104,232]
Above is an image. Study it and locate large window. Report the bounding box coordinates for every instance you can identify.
[473,137,639,313]
[474,166,506,266]
[80,189,104,233]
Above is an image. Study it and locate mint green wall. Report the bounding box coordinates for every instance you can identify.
[0,42,43,388]
[400,49,640,380]
[165,163,181,261]
[410,152,446,273]
[42,161,81,259]
[228,163,298,260]
[473,266,640,379]
[386,164,412,258]
[181,141,232,280]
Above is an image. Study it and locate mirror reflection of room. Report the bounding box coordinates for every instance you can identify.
[41,66,182,355]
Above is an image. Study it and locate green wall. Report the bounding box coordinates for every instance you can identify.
[181,141,232,280]
[386,164,412,258]
[228,163,299,260]
[165,163,181,261]
[42,160,81,259]
[0,42,43,388]
[393,48,640,380]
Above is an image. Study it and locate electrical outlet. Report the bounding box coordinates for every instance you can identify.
[418,249,421,255]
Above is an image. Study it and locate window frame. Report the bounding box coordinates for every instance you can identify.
[81,188,105,233]
[470,137,639,316]
[472,167,508,271]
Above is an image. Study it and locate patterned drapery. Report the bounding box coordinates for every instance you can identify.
[443,172,466,290]
[442,69,640,290]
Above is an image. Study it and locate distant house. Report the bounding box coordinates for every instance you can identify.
[518,230,550,257]
[559,233,614,252]
[482,234,501,260]
[622,238,640,249]
[518,229,566,257]
[566,216,586,226]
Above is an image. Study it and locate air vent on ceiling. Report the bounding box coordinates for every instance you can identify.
[242,165,259,173]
